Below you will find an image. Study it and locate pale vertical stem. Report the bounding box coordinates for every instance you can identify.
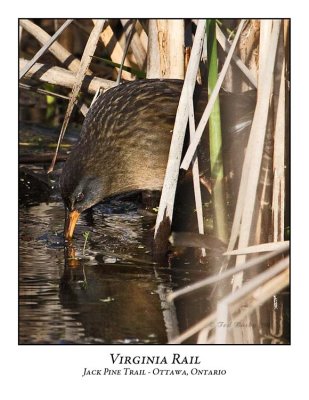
[272,49,286,241]
[259,20,273,82]
[253,20,276,243]
[226,21,275,256]
[19,24,23,43]
[147,19,184,79]
[154,20,207,236]
[156,20,169,77]
[232,20,281,290]
[188,91,206,257]
[167,19,185,79]
[146,20,161,78]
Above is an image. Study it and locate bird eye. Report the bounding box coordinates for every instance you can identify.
[76,192,84,202]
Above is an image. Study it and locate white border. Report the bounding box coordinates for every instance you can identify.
[1,2,308,398]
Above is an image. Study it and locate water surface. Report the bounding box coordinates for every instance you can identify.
[19,195,216,344]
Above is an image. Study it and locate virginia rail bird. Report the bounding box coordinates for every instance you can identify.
[60,79,255,240]
[60,79,195,239]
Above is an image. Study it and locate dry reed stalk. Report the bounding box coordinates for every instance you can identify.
[180,19,246,170]
[146,20,160,78]
[259,20,272,70]
[147,19,184,79]
[19,19,75,79]
[272,26,286,242]
[216,24,258,88]
[167,242,289,302]
[215,255,288,343]
[167,20,185,79]
[224,22,274,266]
[19,58,116,94]
[253,23,281,245]
[223,240,289,256]
[48,20,105,173]
[19,24,23,43]
[232,20,281,290]
[120,19,147,70]
[154,19,207,237]
[98,22,134,80]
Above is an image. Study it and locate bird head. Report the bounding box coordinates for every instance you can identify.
[60,169,104,240]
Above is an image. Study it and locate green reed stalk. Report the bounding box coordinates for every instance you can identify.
[207,19,228,243]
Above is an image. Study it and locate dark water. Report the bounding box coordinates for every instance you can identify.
[19,197,290,344]
[19,192,218,344]
[19,164,290,345]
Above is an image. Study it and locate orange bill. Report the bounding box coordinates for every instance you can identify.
[65,210,80,239]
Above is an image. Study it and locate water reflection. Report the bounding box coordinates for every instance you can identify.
[19,201,213,344]
[19,199,289,344]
